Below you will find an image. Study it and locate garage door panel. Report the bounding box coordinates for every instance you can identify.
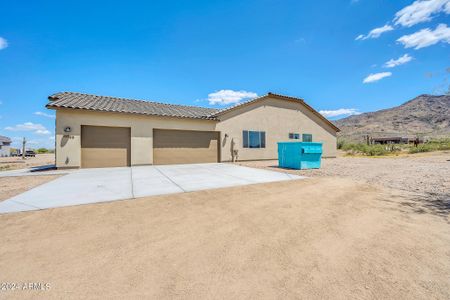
[81,126,131,168]
[81,148,129,168]
[153,129,219,165]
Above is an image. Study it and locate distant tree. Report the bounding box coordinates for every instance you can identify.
[36,148,49,154]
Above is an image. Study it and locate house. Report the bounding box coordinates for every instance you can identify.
[46,92,340,169]
[0,135,12,157]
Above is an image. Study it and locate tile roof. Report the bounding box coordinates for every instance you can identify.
[46,91,339,132]
[46,92,220,120]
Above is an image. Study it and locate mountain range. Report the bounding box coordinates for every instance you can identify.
[334,94,450,141]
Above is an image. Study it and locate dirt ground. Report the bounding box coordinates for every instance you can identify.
[240,151,450,218]
[0,154,55,172]
[0,152,449,299]
[0,175,61,202]
[0,178,449,298]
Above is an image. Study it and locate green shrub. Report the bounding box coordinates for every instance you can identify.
[337,139,346,150]
[408,139,450,154]
[36,148,49,154]
[341,143,400,156]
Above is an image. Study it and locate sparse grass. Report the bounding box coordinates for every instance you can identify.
[340,143,401,156]
[0,165,12,171]
[408,139,450,154]
[338,138,450,156]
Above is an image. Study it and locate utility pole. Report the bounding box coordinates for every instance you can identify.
[22,137,26,160]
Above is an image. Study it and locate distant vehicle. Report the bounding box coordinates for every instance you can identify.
[12,150,36,157]
[25,150,36,157]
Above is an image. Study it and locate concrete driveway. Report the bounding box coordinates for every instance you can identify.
[0,163,303,213]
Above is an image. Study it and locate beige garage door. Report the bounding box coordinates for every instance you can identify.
[153,129,219,165]
[81,125,131,168]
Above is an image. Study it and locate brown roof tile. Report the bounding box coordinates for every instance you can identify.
[46,92,219,120]
[46,91,339,132]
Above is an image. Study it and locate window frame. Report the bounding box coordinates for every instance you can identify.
[302,134,313,142]
[289,133,300,139]
[243,130,266,149]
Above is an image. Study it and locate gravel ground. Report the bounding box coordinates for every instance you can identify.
[1,177,449,299]
[239,151,450,218]
[0,175,61,202]
[0,154,55,172]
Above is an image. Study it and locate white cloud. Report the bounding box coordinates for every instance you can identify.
[384,54,413,68]
[4,122,51,135]
[397,23,450,49]
[394,0,450,27]
[355,25,394,40]
[208,89,257,105]
[363,72,392,83]
[0,37,7,50]
[35,129,51,135]
[319,108,361,118]
[34,111,56,119]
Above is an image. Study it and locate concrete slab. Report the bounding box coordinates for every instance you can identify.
[155,164,251,192]
[0,168,132,212]
[132,166,184,197]
[0,168,72,178]
[0,199,38,212]
[0,163,305,214]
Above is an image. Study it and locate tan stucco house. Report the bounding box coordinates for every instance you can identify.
[0,135,12,157]
[46,92,339,168]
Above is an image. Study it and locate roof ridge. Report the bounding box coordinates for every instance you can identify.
[50,92,219,111]
[210,92,305,116]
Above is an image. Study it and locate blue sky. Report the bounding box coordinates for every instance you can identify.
[0,0,449,148]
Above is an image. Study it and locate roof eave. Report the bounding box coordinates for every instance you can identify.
[46,105,219,121]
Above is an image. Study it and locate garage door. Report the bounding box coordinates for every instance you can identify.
[153,129,219,165]
[81,125,131,168]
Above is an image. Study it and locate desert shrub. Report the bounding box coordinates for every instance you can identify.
[408,139,450,154]
[337,139,346,149]
[36,148,49,154]
[341,143,400,156]
[408,144,432,153]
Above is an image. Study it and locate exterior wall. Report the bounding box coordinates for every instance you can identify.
[0,144,11,157]
[53,97,337,168]
[55,109,216,168]
[216,97,337,161]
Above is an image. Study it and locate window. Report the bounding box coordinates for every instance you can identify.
[289,133,300,139]
[302,134,312,142]
[243,130,265,148]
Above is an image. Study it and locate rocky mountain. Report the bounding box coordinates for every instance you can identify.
[334,94,450,141]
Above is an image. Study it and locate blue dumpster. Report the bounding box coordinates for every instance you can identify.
[277,142,322,169]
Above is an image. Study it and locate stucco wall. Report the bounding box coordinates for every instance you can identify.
[0,145,10,157]
[55,109,217,168]
[216,97,337,161]
[53,98,337,168]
